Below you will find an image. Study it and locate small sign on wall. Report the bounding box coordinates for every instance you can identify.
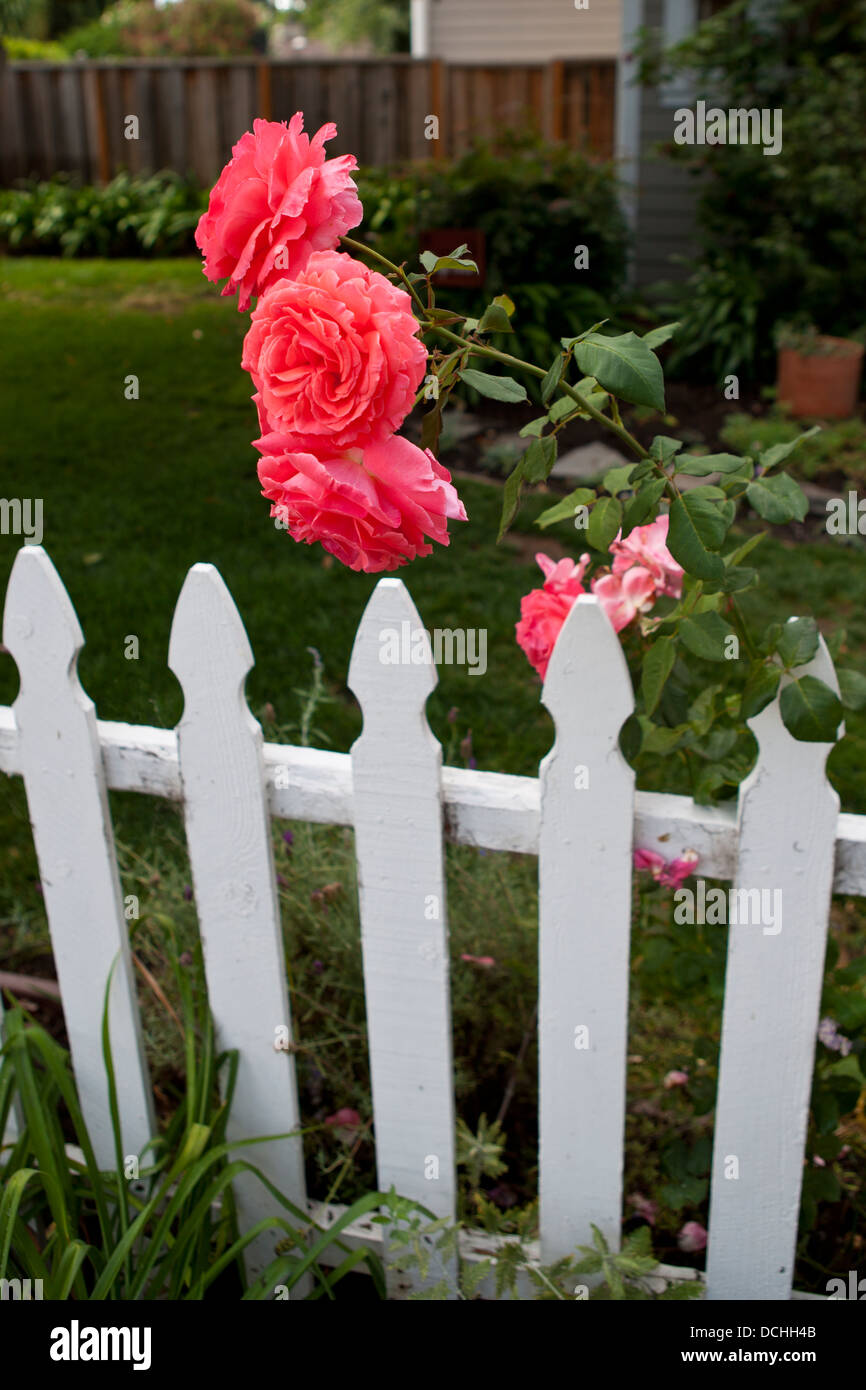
[417,228,485,287]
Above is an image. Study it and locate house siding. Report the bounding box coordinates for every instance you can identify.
[427,0,621,62]
[634,0,701,283]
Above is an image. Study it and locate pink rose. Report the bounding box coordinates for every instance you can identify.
[325,1107,362,1143]
[591,566,657,633]
[634,848,667,879]
[664,1069,689,1089]
[195,115,363,311]
[243,250,427,452]
[515,553,590,679]
[633,847,699,888]
[610,514,683,598]
[661,850,699,888]
[256,431,467,573]
[677,1221,708,1254]
[628,1192,658,1225]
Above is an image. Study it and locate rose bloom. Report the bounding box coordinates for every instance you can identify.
[515,553,590,680]
[256,430,467,573]
[195,114,363,311]
[243,250,427,452]
[591,566,657,633]
[516,551,662,678]
[610,514,683,598]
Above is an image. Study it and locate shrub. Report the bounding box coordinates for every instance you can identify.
[61,0,268,58]
[1,35,68,58]
[357,132,628,301]
[638,0,866,381]
[356,132,629,389]
[0,171,207,258]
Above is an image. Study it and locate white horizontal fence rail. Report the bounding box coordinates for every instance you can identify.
[0,545,857,1300]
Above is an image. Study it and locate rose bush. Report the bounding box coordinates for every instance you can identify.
[197,112,866,781]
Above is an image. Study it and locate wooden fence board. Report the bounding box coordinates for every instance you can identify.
[706,633,841,1302]
[2,547,154,1168]
[1,58,616,186]
[538,594,635,1264]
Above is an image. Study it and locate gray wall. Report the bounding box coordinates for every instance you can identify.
[634,0,701,285]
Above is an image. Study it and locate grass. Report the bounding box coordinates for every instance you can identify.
[1,258,866,1293]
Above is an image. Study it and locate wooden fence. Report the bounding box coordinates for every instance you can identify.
[0,56,616,186]
[1,545,856,1299]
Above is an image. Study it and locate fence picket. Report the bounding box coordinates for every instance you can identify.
[706,633,841,1301]
[168,563,307,1288]
[538,594,635,1264]
[2,547,154,1167]
[348,578,456,1296]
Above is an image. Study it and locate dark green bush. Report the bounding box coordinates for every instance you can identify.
[638,0,866,381]
[356,132,629,387]
[357,131,628,301]
[0,171,207,258]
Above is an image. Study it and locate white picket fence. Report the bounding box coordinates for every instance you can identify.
[1,544,863,1300]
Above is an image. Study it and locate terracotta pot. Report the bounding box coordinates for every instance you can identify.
[777,336,864,419]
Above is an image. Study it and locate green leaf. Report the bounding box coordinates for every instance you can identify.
[642,637,676,716]
[424,307,465,326]
[420,248,479,275]
[622,478,667,536]
[575,331,665,413]
[560,320,609,350]
[667,493,727,579]
[536,487,595,529]
[548,394,575,423]
[522,435,557,484]
[717,565,756,593]
[420,403,442,454]
[642,322,679,349]
[779,676,843,742]
[477,301,514,334]
[741,663,781,719]
[460,368,528,403]
[759,425,820,472]
[519,416,548,438]
[603,464,637,496]
[650,435,683,466]
[837,668,866,711]
[724,531,765,567]
[776,617,820,669]
[587,496,623,552]
[675,453,749,476]
[746,473,809,523]
[679,611,736,662]
[497,459,526,540]
[540,354,563,403]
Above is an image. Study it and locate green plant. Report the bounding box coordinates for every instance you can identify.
[0,172,208,258]
[636,0,866,380]
[61,0,267,58]
[0,931,390,1299]
[383,1200,703,1300]
[1,34,67,57]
